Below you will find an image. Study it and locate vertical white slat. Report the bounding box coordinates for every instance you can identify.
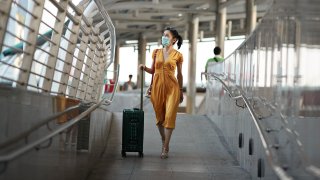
[84,28,101,101]
[84,53,98,100]
[91,44,106,101]
[90,38,104,99]
[0,0,14,54]
[90,29,109,100]
[58,7,83,96]
[17,0,45,88]
[78,35,97,100]
[42,0,69,93]
[68,26,90,97]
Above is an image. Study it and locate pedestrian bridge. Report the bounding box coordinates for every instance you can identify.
[0,0,320,180]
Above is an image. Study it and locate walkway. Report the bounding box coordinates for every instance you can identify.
[86,112,251,180]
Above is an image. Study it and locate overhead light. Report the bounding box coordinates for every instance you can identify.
[125,40,138,44]
[178,13,182,17]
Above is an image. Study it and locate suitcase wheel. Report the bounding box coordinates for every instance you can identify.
[139,152,144,158]
[121,150,126,158]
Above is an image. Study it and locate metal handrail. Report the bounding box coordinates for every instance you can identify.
[202,72,293,180]
[0,99,108,163]
[202,72,242,100]
[0,64,120,165]
[0,104,80,149]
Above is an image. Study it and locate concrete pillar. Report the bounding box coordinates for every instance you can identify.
[240,18,245,30]
[114,43,120,80]
[137,33,146,88]
[227,20,232,39]
[246,0,257,35]
[216,0,227,57]
[186,16,199,114]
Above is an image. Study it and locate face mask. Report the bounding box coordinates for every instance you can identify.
[161,36,170,47]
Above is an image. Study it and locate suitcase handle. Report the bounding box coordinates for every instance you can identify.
[140,69,143,110]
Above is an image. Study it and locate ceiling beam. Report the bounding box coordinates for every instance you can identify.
[117,29,247,44]
[104,2,215,14]
[109,11,184,19]
[94,16,180,24]
[198,11,265,21]
[219,0,245,11]
[103,0,210,7]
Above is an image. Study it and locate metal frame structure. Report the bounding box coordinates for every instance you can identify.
[0,0,116,102]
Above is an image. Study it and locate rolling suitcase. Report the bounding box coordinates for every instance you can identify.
[121,69,144,158]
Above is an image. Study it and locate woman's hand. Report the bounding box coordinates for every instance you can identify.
[139,64,145,70]
[179,90,184,103]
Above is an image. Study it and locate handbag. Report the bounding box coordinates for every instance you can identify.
[145,49,158,98]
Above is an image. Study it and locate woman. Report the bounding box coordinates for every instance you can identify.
[139,27,184,159]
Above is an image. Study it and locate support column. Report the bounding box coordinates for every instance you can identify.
[246,0,257,36]
[227,20,232,39]
[114,43,120,80]
[137,33,146,88]
[216,0,227,57]
[186,16,199,114]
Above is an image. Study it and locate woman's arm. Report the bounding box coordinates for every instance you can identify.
[177,62,183,89]
[143,62,155,74]
[139,50,157,74]
[177,61,183,103]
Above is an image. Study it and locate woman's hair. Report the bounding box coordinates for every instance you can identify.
[164,27,183,49]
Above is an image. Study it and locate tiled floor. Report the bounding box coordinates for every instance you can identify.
[86,112,251,180]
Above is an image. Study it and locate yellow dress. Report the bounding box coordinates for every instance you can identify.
[150,48,183,129]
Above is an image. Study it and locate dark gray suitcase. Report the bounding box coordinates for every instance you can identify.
[121,69,144,157]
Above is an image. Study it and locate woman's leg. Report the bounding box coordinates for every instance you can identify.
[164,128,173,150]
[157,125,165,145]
[161,128,173,159]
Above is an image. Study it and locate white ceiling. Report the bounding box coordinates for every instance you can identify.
[99,0,271,44]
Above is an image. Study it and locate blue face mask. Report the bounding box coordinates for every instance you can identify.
[161,36,170,47]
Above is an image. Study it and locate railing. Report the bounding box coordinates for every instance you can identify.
[203,0,320,179]
[0,64,119,173]
[0,0,116,102]
[203,72,293,180]
[0,0,118,174]
[203,71,320,179]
